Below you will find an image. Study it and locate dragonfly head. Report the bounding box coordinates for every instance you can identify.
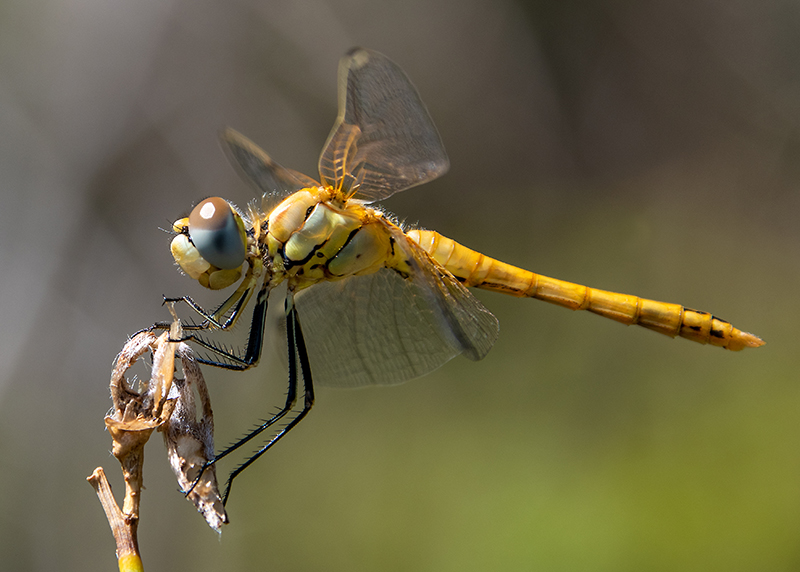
[170,197,247,290]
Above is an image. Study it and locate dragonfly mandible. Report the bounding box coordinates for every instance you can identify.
[159,48,764,503]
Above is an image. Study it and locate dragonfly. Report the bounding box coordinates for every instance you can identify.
[162,48,764,503]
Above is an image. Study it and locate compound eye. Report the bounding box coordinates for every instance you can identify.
[188,197,246,269]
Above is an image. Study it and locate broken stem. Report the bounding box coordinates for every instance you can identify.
[87,467,143,572]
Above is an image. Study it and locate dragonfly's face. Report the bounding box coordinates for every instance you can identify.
[170,196,247,290]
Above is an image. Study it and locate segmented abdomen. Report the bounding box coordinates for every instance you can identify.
[407,230,764,351]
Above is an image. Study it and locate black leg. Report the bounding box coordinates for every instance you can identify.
[181,279,271,370]
[182,286,291,497]
[159,278,254,332]
[152,260,266,340]
[220,295,315,505]
[153,275,272,371]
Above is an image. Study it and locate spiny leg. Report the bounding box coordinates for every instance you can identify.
[151,268,272,371]
[181,282,286,495]
[154,259,264,335]
[221,295,315,505]
[184,279,272,370]
[159,289,249,331]
[156,277,253,332]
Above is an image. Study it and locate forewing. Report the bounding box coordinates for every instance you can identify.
[318,48,449,203]
[221,128,319,197]
[293,235,498,388]
[395,232,499,362]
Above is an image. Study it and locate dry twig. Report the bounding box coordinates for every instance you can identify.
[89,315,226,570]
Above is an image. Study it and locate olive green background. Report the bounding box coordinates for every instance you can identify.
[0,1,797,570]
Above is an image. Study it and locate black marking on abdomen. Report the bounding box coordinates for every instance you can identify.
[687,308,710,317]
[479,281,519,294]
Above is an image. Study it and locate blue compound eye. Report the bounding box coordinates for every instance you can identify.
[188,197,246,269]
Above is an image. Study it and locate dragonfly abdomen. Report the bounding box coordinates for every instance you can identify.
[408,230,764,351]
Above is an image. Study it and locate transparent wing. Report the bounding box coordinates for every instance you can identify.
[221,128,319,197]
[293,232,498,388]
[318,48,450,203]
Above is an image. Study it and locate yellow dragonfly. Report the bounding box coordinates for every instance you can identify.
[163,48,764,502]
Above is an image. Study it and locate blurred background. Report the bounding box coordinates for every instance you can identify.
[1,0,798,570]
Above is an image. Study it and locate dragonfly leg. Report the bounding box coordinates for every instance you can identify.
[179,282,279,496]
[150,290,251,341]
[178,280,271,370]
[156,259,265,334]
[160,292,247,330]
[220,295,315,505]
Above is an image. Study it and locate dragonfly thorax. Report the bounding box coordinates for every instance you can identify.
[265,186,396,291]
